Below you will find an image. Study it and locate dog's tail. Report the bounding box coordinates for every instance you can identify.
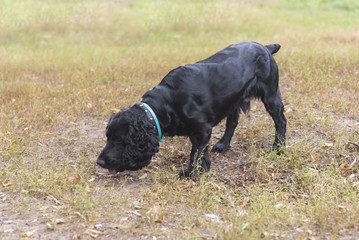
[265,44,281,55]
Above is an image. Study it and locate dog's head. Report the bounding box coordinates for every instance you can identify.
[96,106,159,174]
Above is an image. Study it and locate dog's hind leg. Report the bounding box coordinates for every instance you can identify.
[262,89,287,151]
[211,106,242,153]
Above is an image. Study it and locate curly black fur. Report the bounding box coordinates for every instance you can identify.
[97,42,286,178]
[97,105,159,172]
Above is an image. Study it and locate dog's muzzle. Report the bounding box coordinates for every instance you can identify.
[96,157,106,167]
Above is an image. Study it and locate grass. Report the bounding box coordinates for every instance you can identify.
[1,0,359,239]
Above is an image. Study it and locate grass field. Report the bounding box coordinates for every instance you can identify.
[1,0,359,239]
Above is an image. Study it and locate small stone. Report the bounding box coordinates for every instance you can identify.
[94,224,103,231]
[46,223,54,230]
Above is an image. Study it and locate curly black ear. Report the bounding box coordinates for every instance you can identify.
[124,113,159,164]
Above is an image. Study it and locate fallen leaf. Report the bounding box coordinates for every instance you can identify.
[84,229,104,237]
[38,141,47,147]
[300,216,309,222]
[22,231,35,237]
[2,181,12,187]
[211,182,221,191]
[155,215,163,223]
[41,132,56,136]
[74,212,86,221]
[139,173,147,180]
[322,143,334,147]
[67,174,82,183]
[55,218,66,224]
[89,217,98,222]
[340,164,353,173]
[338,205,347,210]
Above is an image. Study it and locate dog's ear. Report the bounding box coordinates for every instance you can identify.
[106,112,134,140]
[125,117,159,160]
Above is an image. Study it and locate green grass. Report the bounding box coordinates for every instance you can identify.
[1,0,359,239]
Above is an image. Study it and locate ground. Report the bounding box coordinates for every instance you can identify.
[1,100,358,239]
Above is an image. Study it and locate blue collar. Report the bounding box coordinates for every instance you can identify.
[139,103,165,143]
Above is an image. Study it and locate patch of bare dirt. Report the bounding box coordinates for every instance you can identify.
[0,191,86,240]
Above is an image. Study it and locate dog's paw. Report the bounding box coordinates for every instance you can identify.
[211,143,229,153]
[179,169,199,182]
[270,144,285,155]
[179,170,189,178]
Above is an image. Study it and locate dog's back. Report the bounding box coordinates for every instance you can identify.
[143,42,282,128]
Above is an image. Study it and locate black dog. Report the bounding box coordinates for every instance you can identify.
[97,42,286,179]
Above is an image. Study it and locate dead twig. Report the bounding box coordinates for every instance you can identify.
[348,142,359,149]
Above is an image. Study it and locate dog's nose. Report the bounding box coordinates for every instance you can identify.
[96,157,105,167]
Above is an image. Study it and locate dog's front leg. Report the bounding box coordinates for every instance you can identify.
[180,125,212,181]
